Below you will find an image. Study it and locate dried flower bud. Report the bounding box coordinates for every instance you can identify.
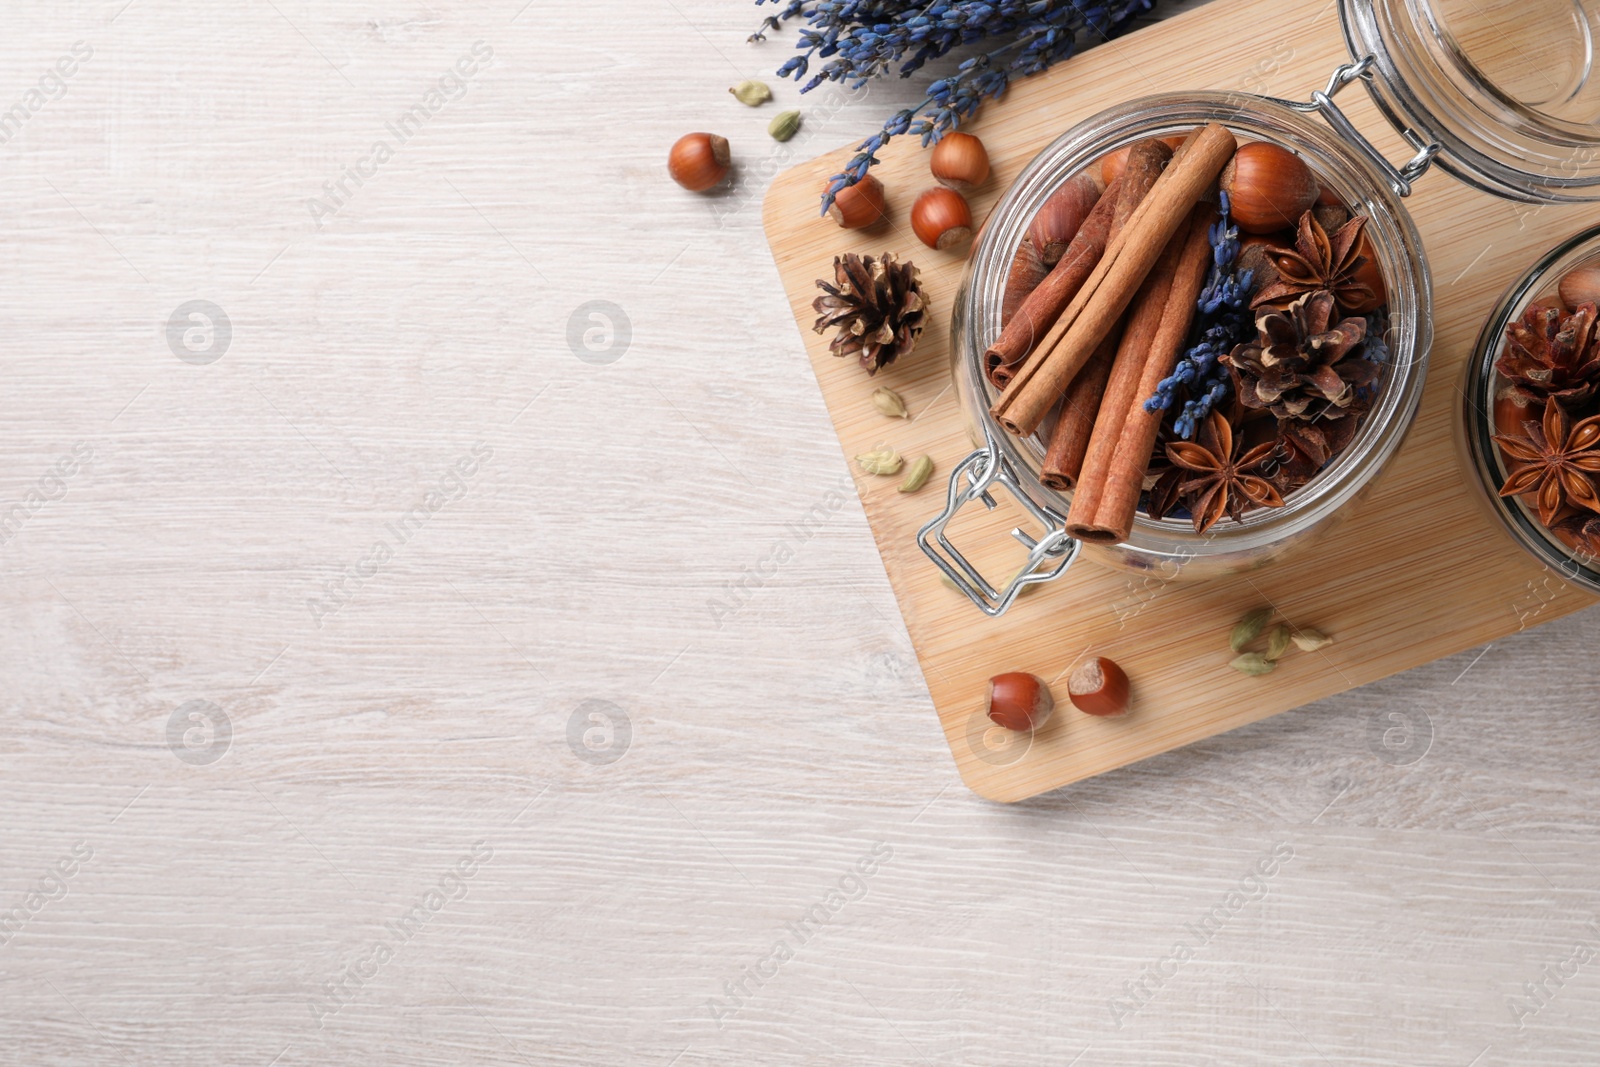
[872,386,909,419]
[855,447,903,476]
[1230,607,1272,652]
[1230,652,1277,677]
[730,80,771,106]
[898,455,934,493]
[768,109,802,142]
[1265,624,1292,661]
[1291,628,1332,652]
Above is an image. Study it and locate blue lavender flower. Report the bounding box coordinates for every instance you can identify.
[1363,311,1390,364]
[749,0,1159,213]
[1146,191,1256,439]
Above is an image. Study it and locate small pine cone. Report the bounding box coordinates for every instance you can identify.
[812,252,927,374]
[1224,290,1380,424]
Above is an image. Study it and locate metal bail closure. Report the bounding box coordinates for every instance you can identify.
[1274,56,1442,197]
[916,428,1081,617]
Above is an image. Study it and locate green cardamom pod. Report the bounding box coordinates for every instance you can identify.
[855,447,902,476]
[898,455,934,493]
[1007,560,1043,598]
[1230,652,1277,677]
[1265,624,1292,661]
[1229,607,1273,652]
[1291,628,1333,652]
[730,79,771,106]
[768,109,802,142]
[872,386,909,419]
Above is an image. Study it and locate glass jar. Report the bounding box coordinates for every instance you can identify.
[920,0,1600,616]
[1460,226,1600,595]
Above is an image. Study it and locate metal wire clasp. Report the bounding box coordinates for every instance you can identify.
[915,429,1080,617]
[1274,55,1442,197]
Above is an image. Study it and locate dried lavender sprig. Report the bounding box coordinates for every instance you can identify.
[1146,191,1255,439]
[748,0,1157,213]
[1364,311,1390,364]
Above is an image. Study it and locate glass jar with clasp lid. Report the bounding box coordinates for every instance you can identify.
[1461,225,1600,597]
[919,0,1600,616]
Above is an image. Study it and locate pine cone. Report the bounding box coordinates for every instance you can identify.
[1497,300,1600,410]
[813,252,927,374]
[1224,290,1380,424]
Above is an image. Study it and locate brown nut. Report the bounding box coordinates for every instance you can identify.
[1220,142,1320,234]
[668,133,731,193]
[1067,657,1130,717]
[1099,133,1188,185]
[1346,231,1387,314]
[1027,173,1100,266]
[827,174,888,229]
[1559,264,1600,310]
[911,186,973,251]
[930,131,990,193]
[986,672,1054,732]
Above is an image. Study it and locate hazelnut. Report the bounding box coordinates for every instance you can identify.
[1347,231,1387,313]
[827,174,888,230]
[1220,142,1320,234]
[668,133,731,193]
[911,186,973,251]
[986,672,1054,732]
[1312,202,1349,234]
[930,132,991,193]
[1236,234,1282,303]
[1099,133,1187,184]
[1028,173,1100,266]
[1559,264,1600,310]
[1067,657,1130,717]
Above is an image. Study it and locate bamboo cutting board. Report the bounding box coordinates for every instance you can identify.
[762,0,1600,802]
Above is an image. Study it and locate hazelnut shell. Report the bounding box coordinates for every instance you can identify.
[1067,657,1130,717]
[987,672,1054,732]
[1221,142,1320,235]
[911,186,973,251]
[930,132,990,193]
[828,174,888,230]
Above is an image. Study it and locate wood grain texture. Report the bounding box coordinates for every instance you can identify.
[3,1,1600,1064]
[762,0,1600,801]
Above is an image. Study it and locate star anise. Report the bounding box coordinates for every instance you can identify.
[1493,396,1600,526]
[812,252,927,374]
[1157,409,1285,534]
[1496,300,1600,409]
[1251,210,1376,314]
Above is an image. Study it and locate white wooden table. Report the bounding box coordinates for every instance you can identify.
[3,1,1599,1063]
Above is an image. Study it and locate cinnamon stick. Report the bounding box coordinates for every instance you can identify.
[1069,203,1217,544]
[1036,166,1158,489]
[1039,331,1118,490]
[985,176,1125,389]
[992,123,1238,437]
[1063,210,1198,523]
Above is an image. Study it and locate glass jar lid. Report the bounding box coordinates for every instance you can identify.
[1343,0,1600,201]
